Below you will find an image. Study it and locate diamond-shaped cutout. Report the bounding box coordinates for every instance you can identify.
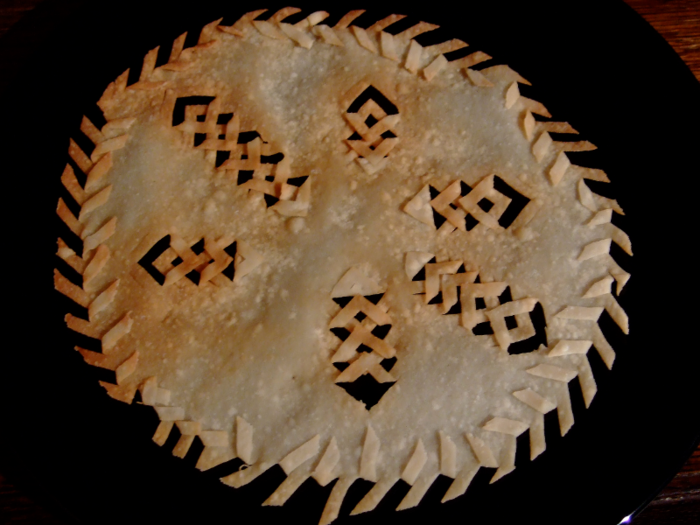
[329,292,398,409]
[343,83,400,174]
[405,175,532,233]
[138,235,261,287]
[335,373,396,410]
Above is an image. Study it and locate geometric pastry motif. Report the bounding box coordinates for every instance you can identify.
[173,95,310,216]
[342,83,400,175]
[329,268,398,409]
[403,174,530,233]
[138,234,261,287]
[406,253,544,353]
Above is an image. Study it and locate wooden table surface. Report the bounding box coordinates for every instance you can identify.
[0,0,698,523]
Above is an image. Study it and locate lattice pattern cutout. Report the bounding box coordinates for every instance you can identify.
[403,174,531,233]
[329,290,397,409]
[138,234,262,287]
[171,94,310,216]
[405,253,545,353]
[342,83,399,175]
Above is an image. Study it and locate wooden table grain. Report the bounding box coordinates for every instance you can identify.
[0,0,698,523]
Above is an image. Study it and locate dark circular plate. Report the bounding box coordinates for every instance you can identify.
[2,1,699,524]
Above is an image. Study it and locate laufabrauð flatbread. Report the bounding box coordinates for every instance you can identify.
[54,7,631,524]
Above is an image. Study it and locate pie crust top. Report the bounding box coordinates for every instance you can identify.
[54,7,632,523]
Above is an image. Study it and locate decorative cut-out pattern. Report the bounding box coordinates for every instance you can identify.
[329,268,397,409]
[138,234,261,286]
[403,175,531,233]
[170,94,311,216]
[342,83,399,175]
[404,252,546,353]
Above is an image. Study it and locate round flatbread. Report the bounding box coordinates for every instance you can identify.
[54,7,632,523]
